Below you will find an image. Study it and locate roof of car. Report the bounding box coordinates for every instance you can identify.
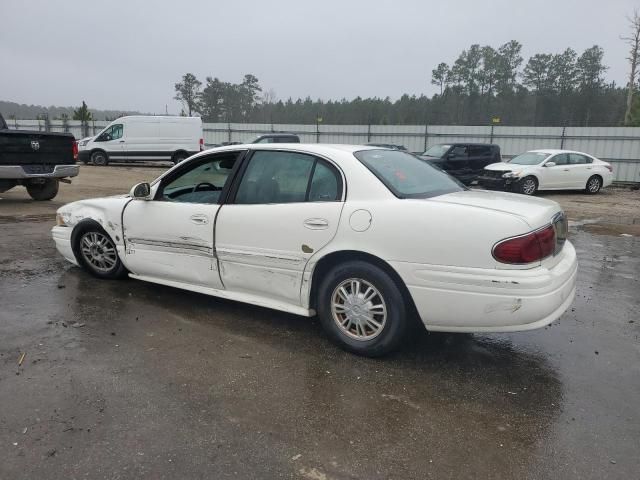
[207,143,379,155]
[529,149,592,155]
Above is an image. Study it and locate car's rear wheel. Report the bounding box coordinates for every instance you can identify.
[172,151,188,164]
[91,151,109,166]
[26,179,59,201]
[585,175,602,194]
[317,260,409,357]
[75,225,127,279]
[518,176,538,195]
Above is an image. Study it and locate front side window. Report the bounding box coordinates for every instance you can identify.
[157,152,241,204]
[449,145,468,158]
[234,151,341,204]
[550,154,569,166]
[97,124,123,142]
[355,149,464,199]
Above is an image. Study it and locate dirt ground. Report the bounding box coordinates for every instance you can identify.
[0,165,639,479]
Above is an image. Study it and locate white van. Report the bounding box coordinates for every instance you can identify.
[77,116,203,166]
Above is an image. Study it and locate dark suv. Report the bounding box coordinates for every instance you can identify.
[419,143,501,185]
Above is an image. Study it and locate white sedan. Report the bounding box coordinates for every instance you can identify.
[52,144,577,356]
[478,149,614,195]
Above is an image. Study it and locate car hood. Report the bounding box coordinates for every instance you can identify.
[484,162,528,173]
[431,189,560,229]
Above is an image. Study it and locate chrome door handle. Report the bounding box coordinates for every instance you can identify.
[563,169,570,171]
[119,140,125,143]
[304,218,329,229]
[190,214,209,225]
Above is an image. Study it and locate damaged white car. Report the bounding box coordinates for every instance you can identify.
[52,144,577,356]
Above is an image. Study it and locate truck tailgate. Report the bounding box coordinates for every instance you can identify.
[0,130,76,167]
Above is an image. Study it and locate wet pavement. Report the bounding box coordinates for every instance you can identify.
[1,180,639,479]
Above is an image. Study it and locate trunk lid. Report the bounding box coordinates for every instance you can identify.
[431,189,561,230]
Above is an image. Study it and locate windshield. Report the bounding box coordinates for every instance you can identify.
[422,144,450,158]
[354,149,465,199]
[509,152,550,165]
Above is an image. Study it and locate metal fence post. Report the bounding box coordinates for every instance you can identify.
[424,124,429,152]
[227,122,232,143]
[367,123,371,143]
[316,119,320,143]
[560,125,566,149]
[489,124,494,144]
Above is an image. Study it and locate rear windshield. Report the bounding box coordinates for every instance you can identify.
[509,152,550,165]
[354,149,465,199]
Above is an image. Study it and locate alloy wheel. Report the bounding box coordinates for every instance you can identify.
[80,231,118,273]
[331,278,387,341]
[587,177,601,193]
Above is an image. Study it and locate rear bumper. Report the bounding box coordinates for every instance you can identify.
[51,225,78,266]
[0,164,79,179]
[392,241,578,332]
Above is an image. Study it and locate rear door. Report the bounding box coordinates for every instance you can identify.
[567,153,593,188]
[215,149,344,305]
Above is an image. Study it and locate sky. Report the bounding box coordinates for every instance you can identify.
[1,0,638,114]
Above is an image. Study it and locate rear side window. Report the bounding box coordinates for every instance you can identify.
[450,145,468,158]
[354,149,465,199]
[234,151,341,204]
[569,153,592,164]
[469,145,492,156]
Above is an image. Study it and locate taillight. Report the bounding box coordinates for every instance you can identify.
[72,141,78,161]
[199,138,204,151]
[605,164,613,172]
[493,225,556,264]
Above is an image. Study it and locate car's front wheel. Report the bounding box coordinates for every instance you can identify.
[91,151,109,166]
[74,225,127,279]
[317,260,409,357]
[518,176,538,195]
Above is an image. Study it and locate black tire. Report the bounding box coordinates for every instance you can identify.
[317,260,409,357]
[26,179,59,201]
[91,150,109,166]
[73,223,127,279]
[518,176,538,195]
[172,151,188,164]
[585,175,602,194]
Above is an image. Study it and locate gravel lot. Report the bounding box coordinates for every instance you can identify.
[1,165,639,479]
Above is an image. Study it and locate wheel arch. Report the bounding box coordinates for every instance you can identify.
[70,218,110,262]
[172,149,189,162]
[89,148,108,157]
[306,249,419,320]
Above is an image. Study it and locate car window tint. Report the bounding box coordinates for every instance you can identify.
[159,153,239,204]
[235,151,315,204]
[450,145,468,157]
[469,146,491,156]
[308,161,339,202]
[551,154,569,166]
[569,153,590,164]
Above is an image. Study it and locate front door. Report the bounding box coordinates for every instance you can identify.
[541,153,571,188]
[94,123,126,161]
[121,150,244,288]
[215,150,344,305]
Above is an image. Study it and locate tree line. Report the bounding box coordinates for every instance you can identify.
[174,40,634,127]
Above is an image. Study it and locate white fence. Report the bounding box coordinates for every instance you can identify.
[7,119,640,183]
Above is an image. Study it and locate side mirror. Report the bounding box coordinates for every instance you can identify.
[545,162,556,167]
[130,182,151,199]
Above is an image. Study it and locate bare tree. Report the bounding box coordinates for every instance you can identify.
[622,10,640,125]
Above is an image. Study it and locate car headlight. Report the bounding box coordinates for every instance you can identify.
[502,172,521,179]
[78,140,88,147]
[56,212,70,226]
